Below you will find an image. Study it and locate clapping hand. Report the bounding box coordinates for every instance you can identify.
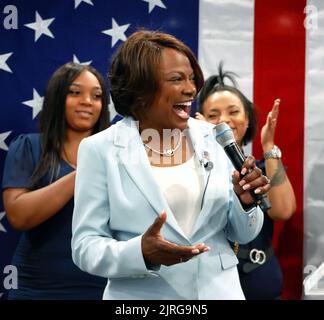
[261,98,280,150]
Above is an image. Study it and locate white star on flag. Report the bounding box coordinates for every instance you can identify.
[25,11,55,42]
[142,0,166,13]
[73,54,92,66]
[0,52,13,73]
[102,18,130,47]
[0,131,11,151]
[0,212,7,233]
[22,89,44,119]
[74,0,94,9]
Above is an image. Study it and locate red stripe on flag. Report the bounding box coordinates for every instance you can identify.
[253,0,306,299]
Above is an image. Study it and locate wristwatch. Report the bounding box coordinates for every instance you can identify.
[264,145,282,159]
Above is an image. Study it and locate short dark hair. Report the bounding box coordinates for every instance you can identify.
[197,62,257,145]
[109,29,204,119]
[30,62,110,187]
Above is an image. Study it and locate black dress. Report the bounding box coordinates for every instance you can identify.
[2,134,106,299]
[233,160,283,300]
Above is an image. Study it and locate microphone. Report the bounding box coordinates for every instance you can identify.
[214,122,271,211]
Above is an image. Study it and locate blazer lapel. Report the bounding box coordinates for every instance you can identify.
[187,118,212,199]
[187,119,217,237]
[114,118,188,239]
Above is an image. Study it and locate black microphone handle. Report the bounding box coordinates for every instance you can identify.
[224,143,271,211]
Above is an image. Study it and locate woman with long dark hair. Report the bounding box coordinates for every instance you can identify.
[2,62,109,299]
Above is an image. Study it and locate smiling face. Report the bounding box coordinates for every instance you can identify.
[139,48,197,133]
[65,70,103,135]
[202,90,249,146]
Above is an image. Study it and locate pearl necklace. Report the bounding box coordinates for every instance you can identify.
[143,132,182,157]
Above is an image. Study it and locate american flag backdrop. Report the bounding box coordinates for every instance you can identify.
[0,0,323,300]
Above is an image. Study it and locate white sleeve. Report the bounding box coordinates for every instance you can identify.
[71,138,156,279]
[223,156,264,244]
[225,193,264,244]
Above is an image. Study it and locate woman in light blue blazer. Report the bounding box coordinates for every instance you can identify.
[71,30,270,300]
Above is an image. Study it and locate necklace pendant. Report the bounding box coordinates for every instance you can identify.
[164,149,174,157]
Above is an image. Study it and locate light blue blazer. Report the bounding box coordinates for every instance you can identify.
[71,117,263,300]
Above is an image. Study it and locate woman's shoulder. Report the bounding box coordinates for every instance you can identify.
[189,117,215,130]
[81,117,136,147]
[7,133,41,154]
[188,117,216,138]
[2,133,41,187]
[81,125,115,146]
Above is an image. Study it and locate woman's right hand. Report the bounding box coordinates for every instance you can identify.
[141,211,209,266]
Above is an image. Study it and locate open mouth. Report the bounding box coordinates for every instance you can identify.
[173,100,192,120]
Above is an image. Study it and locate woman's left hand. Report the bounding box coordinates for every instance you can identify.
[232,155,271,205]
[260,98,280,150]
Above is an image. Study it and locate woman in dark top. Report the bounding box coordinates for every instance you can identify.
[196,63,296,299]
[2,62,109,299]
